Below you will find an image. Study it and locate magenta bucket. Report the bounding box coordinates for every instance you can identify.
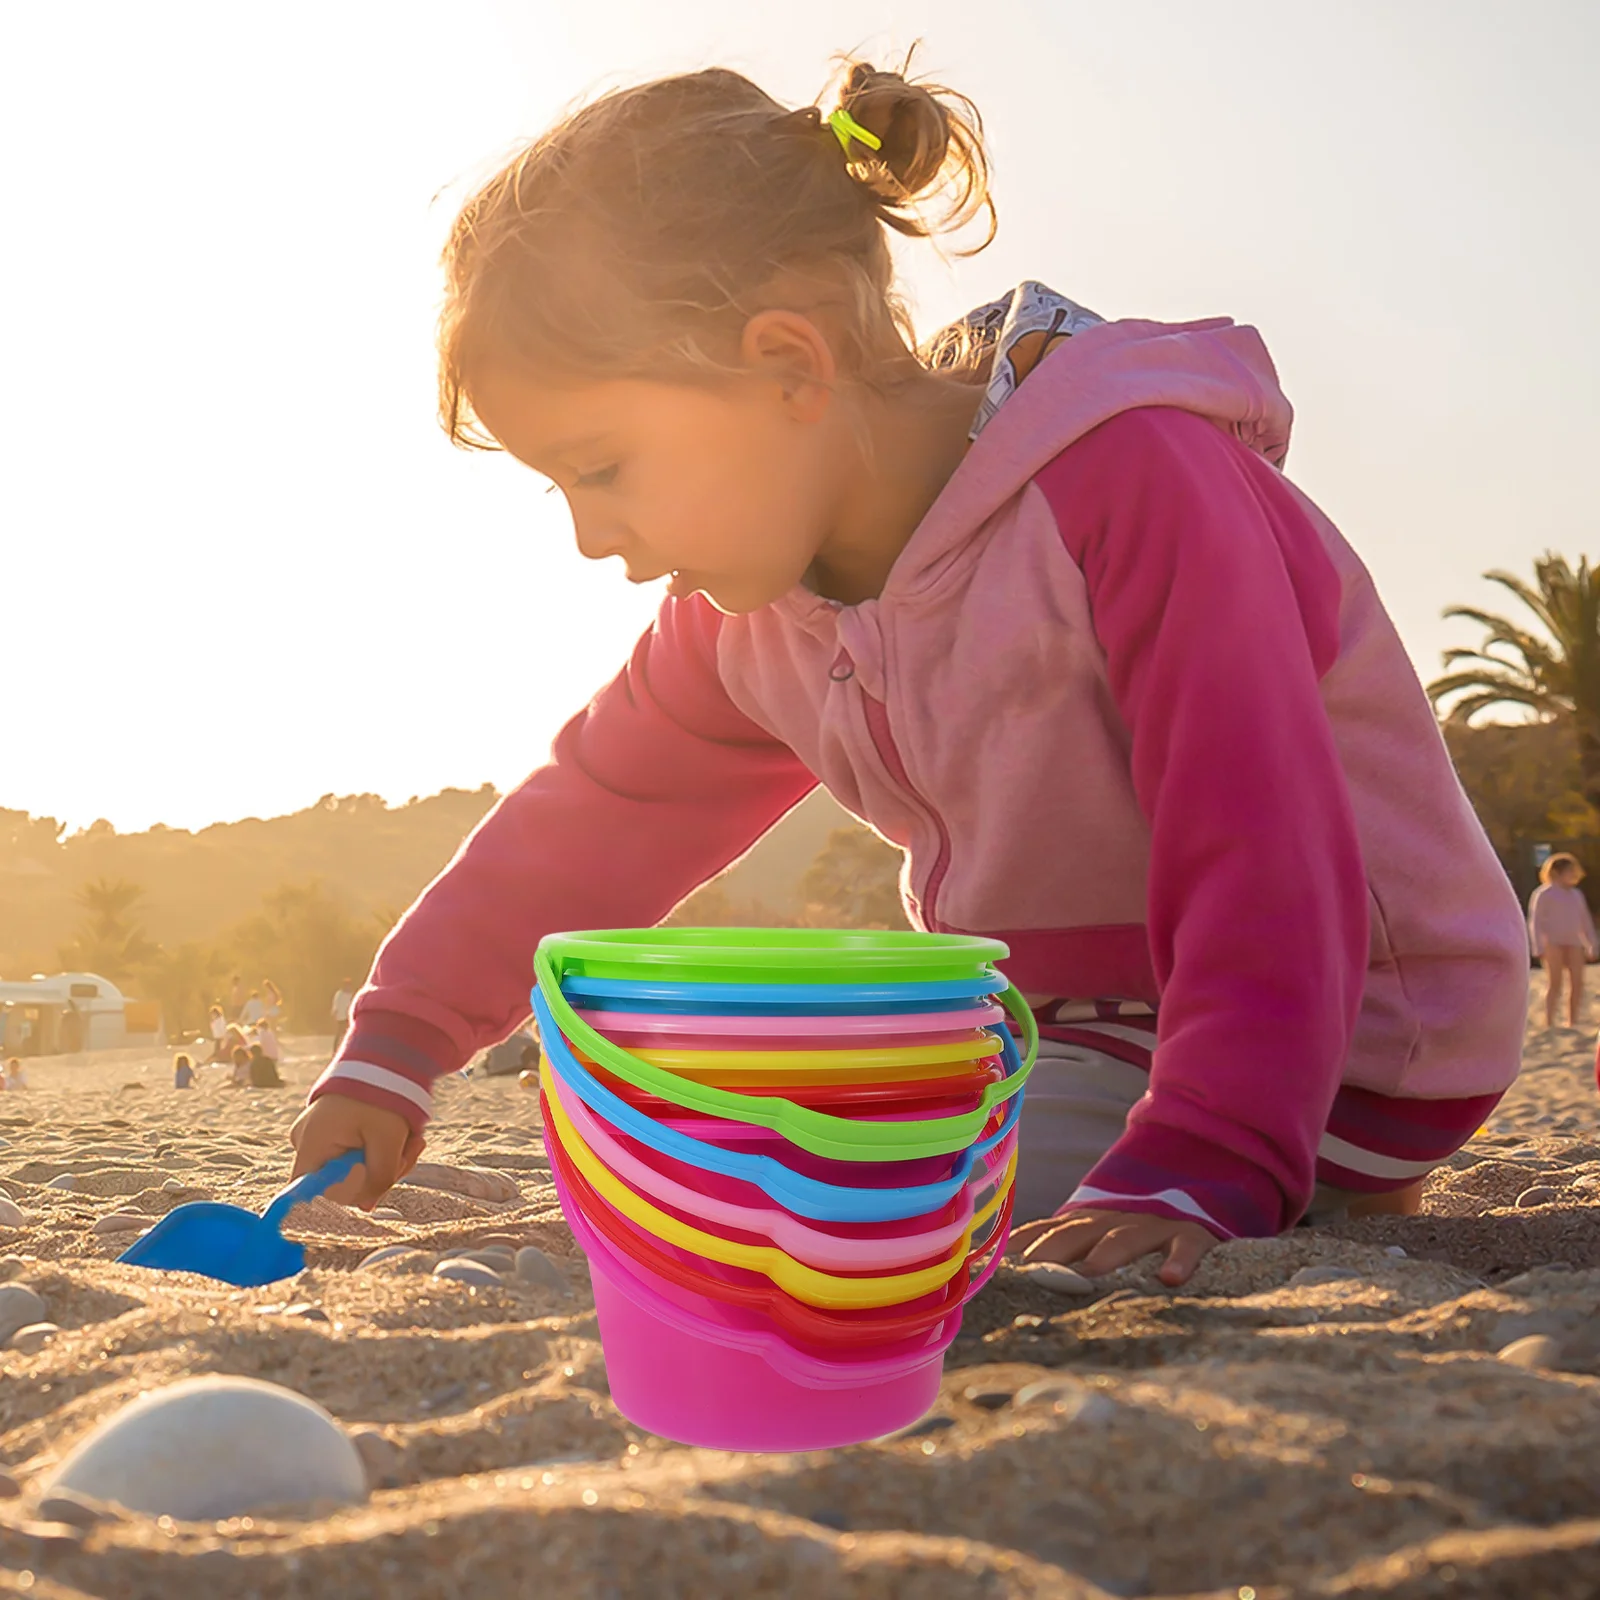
[559,1163,947,1449]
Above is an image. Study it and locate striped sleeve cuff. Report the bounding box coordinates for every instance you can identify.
[307,1010,462,1133]
[1058,1121,1293,1240]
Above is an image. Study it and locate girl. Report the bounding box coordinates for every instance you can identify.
[290,61,1529,1283]
[1528,853,1595,1029]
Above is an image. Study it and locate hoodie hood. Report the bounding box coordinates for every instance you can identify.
[779,283,1295,622]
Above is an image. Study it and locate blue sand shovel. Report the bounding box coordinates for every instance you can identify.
[118,1149,364,1287]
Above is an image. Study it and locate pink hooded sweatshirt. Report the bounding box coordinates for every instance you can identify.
[314,286,1528,1238]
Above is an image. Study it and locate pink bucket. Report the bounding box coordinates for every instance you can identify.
[556,1163,949,1449]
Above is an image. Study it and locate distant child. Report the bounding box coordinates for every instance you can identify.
[261,980,283,1025]
[173,1052,195,1090]
[248,1044,284,1088]
[1529,853,1596,1029]
[241,990,265,1027]
[206,1004,228,1062]
[255,1019,282,1065]
[2,1057,23,1091]
[289,59,1529,1282]
[230,1047,251,1088]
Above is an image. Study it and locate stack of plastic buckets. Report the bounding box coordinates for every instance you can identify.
[530,929,1036,1451]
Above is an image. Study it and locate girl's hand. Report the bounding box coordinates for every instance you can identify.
[289,1094,425,1211]
[1011,1208,1220,1287]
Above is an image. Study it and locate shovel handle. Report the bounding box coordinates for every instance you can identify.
[262,1148,365,1230]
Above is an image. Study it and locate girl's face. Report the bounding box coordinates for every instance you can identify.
[469,364,849,616]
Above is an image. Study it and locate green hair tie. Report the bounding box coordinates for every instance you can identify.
[828,107,882,156]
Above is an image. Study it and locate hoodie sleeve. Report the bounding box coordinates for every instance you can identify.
[311,596,816,1130]
[1035,406,1369,1238]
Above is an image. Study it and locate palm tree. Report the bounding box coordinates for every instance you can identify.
[1428,554,1600,809]
[57,877,160,984]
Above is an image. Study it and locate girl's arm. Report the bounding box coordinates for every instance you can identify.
[1528,886,1548,957]
[311,596,815,1130]
[1036,406,1370,1238]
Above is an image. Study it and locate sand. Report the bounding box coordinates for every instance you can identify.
[1,977,1598,1599]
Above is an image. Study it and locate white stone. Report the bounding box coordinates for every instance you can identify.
[359,1245,420,1269]
[433,1260,503,1289]
[92,1213,147,1236]
[9,1322,59,1355]
[1017,1262,1097,1296]
[1287,1265,1363,1287]
[1385,1246,1408,1258]
[400,1163,520,1203]
[43,1376,368,1519]
[372,1208,404,1221]
[0,1198,25,1229]
[45,1174,77,1192]
[0,1284,48,1344]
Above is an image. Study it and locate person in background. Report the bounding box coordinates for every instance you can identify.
[206,1004,228,1063]
[230,1047,252,1087]
[173,1052,196,1090]
[331,979,355,1052]
[1529,852,1597,1029]
[248,1043,285,1088]
[255,1017,283,1066]
[261,980,284,1025]
[226,975,245,1023]
[5,1057,29,1091]
[241,990,265,1027]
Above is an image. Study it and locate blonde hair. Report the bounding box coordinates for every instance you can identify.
[438,57,995,449]
[1541,852,1584,884]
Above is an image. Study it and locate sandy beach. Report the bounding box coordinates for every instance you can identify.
[2,975,1599,1599]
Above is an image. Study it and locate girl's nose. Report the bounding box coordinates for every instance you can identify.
[572,510,629,565]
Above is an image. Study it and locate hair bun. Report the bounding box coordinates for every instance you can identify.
[831,58,995,247]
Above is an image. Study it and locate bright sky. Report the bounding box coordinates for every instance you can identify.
[4,0,1596,832]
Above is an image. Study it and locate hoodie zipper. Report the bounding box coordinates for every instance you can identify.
[858,689,953,931]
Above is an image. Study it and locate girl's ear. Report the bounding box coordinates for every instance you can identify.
[739,310,836,421]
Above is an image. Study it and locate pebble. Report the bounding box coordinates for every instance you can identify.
[161,1179,188,1193]
[1016,1262,1096,1296]
[9,1322,59,1355]
[1385,1246,1408,1258]
[45,1174,77,1191]
[42,1375,368,1518]
[347,1427,406,1489]
[963,1387,1013,1411]
[433,1260,504,1289]
[0,1256,27,1281]
[0,1198,25,1228]
[372,1208,404,1221]
[1287,1266,1364,1287]
[36,1492,119,1528]
[283,1304,330,1323]
[0,1284,48,1344]
[401,1162,520,1204]
[1516,1186,1560,1208]
[1498,1334,1564,1370]
[92,1213,148,1236]
[359,1246,419,1270]
[513,1246,569,1293]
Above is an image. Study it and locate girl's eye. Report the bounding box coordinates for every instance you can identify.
[574,464,619,490]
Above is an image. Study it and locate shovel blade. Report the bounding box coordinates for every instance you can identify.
[117,1201,308,1288]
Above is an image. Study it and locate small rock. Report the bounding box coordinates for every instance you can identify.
[36,1492,119,1528]
[963,1387,1012,1411]
[347,1427,406,1490]
[161,1179,187,1194]
[0,1284,48,1344]
[1016,1262,1097,1296]
[0,1256,27,1281]
[433,1260,503,1289]
[372,1208,404,1221]
[0,1198,26,1228]
[1498,1334,1564,1370]
[513,1246,569,1293]
[9,1322,59,1355]
[283,1304,330,1323]
[1287,1266,1364,1287]
[401,1162,520,1204]
[453,1249,514,1272]
[41,1375,368,1518]
[889,1414,955,1440]
[0,1470,21,1498]
[1516,1186,1560,1208]
[45,1174,77,1192]
[92,1213,147,1236]
[1385,1246,1408,1258]
[359,1246,419,1270]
